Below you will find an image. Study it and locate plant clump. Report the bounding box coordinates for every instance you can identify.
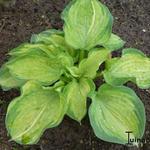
[0,0,149,146]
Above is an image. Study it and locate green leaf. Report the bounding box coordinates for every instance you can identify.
[6,81,65,145]
[68,48,110,79]
[31,29,64,45]
[102,33,125,51]
[89,84,146,145]
[6,54,63,85]
[31,29,78,60]
[62,0,113,50]
[57,52,74,68]
[63,78,95,122]
[9,43,56,58]
[0,66,25,91]
[103,48,150,89]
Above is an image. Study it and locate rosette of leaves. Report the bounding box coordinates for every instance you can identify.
[0,0,149,146]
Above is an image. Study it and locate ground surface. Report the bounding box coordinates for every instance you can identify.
[0,0,150,150]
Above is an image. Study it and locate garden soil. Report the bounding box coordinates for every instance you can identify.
[0,0,150,150]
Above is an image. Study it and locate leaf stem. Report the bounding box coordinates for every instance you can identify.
[60,76,70,83]
[79,50,85,63]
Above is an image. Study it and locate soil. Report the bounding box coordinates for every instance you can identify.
[0,0,150,150]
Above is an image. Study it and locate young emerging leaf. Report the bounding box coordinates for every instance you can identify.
[102,33,125,51]
[0,66,25,91]
[63,78,95,122]
[104,48,150,89]
[6,81,66,145]
[6,54,63,85]
[89,84,146,145]
[62,0,113,50]
[68,48,110,79]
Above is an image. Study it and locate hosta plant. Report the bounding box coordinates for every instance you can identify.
[0,0,149,146]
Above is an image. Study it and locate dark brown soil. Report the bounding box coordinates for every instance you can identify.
[0,0,150,150]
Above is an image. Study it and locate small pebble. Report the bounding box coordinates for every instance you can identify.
[41,15,45,18]
[80,139,83,144]
[142,29,146,32]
